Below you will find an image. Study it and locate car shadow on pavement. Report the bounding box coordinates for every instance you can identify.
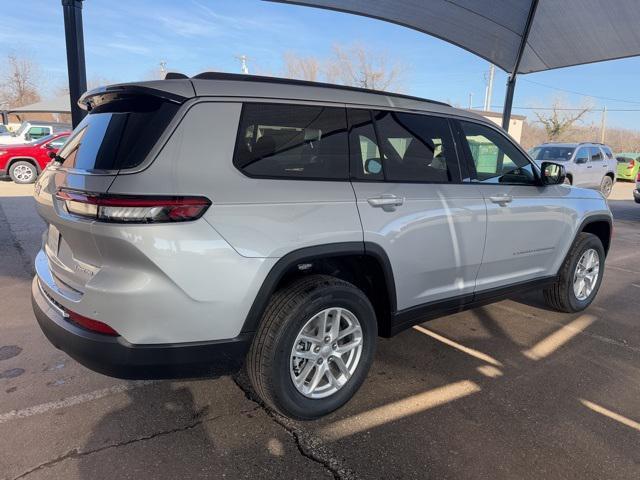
[303,302,640,479]
[77,381,216,480]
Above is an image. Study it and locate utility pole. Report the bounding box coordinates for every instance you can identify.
[236,55,249,74]
[600,106,607,143]
[483,64,495,111]
[468,92,473,110]
[159,60,167,79]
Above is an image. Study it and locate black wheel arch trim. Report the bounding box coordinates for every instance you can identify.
[577,213,613,255]
[240,241,397,334]
[8,156,41,173]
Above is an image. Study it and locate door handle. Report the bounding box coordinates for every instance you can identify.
[489,194,513,206]
[367,195,404,211]
[587,165,593,168]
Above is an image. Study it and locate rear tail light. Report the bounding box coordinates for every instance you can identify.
[67,310,119,336]
[56,189,211,223]
[628,160,635,168]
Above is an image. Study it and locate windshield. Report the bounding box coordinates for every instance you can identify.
[35,134,56,145]
[530,146,575,161]
[58,95,180,171]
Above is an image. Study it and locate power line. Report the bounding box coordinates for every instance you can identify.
[521,78,640,105]
[476,105,640,112]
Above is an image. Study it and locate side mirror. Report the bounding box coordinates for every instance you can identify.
[48,151,58,160]
[575,157,588,164]
[44,143,54,149]
[541,161,566,185]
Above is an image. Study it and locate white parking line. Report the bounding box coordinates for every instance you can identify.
[413,325,503,366]
[580,399,640,432]
[319,380,481,441]
[0,381,154,424]
[523,314,596,361]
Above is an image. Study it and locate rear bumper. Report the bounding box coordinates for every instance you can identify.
[31,277,251,379]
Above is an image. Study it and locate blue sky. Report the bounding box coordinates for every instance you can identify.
[3,0,640,128]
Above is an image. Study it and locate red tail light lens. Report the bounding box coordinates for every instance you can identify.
[628,160,635,168]
[67,310,119,336]
[56,189,211,223]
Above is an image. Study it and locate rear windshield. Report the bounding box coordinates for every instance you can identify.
[530,146,575,161]
[58,95,180,171]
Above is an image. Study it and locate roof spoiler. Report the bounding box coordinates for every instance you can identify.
[78,84,190,111]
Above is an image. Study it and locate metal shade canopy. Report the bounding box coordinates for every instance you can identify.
[60,1,640,129]
[267,0,640,127]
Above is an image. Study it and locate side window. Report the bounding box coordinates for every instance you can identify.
[459,120,537,185]
[49,136,68,148]
[590,147,603,162]
[603,146,614,159]
[371,110,457,183]
[234,103,348,180]
[575,147,589,163]
[28,127,49,139]
[348,109,384,180]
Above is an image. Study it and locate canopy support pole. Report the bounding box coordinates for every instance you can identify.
[62,0,87,128]
[502,0,539,131]
[1,111,8,125]
[502,75,517,130]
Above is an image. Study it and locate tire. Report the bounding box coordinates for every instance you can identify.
[564,177,572,185]
[9,161,38,184]
[247,274,377,420]
[599,175,613,198]
[543,232,605,313]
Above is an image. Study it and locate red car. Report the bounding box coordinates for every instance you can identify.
[0,132,71,184]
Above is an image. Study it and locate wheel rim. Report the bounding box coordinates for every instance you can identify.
[602,178,612,196]
[573,248,600,301]
[13,164,34,182]
[290,307,363,399]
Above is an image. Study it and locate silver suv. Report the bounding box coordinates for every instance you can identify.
[529,142,617,197]
[31,73,612,419]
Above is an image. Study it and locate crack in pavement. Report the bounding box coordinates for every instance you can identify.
[232,372,359,480]
[9,406,260,480]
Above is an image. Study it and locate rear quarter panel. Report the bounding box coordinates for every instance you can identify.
[107,100,363,259]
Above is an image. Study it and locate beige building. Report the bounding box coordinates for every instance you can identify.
[467,109,526,143]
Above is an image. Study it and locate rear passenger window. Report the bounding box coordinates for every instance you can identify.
[602,146,614,159]
[348,109,384,181]
[349,109,458,183]
[590,147,603,161]
[234,103,348,180]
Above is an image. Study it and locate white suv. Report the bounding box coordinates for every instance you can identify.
[530,142,617,197]
[31,73,612,419]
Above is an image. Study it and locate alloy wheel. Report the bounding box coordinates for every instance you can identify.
[290,307,363,399]
[573,248,600,301]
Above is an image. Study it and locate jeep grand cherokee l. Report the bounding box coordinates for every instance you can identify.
[31,73,612,419]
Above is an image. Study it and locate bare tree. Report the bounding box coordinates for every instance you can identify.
[0,54,41,108]
[324,44,405,91]
[282,52,321,82]
[534,98,592,141]
[54,76,116,97]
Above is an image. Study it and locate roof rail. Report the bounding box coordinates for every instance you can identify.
[185,71,451,107]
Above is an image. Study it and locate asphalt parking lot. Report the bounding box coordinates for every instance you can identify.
[1,180,638,480]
